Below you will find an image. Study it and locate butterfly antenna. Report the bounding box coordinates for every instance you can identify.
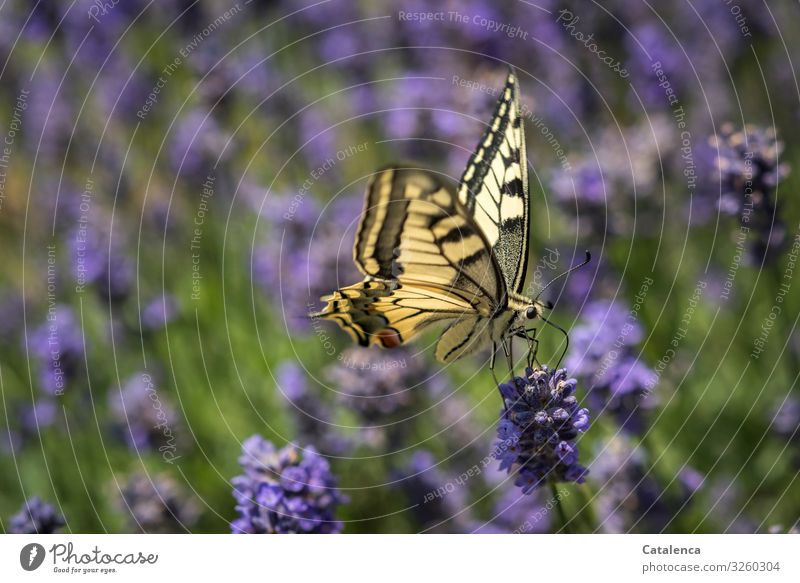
[533,250,591,304]
[539,315,570,369]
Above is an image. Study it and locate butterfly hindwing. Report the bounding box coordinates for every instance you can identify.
[317,279,477,349]
[435,315,489,363]
[457,70,529,295]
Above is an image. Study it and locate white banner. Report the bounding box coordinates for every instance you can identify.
[0,534,797,582]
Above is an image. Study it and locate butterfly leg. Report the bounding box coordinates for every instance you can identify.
[516,329,539,370]
[540,315,570,369]
[501,339,515,378]
[490,342,509,411]
[489,342,500,385]
[524,328,539,369]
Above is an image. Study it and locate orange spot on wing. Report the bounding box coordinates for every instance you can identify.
[376,328,402,348]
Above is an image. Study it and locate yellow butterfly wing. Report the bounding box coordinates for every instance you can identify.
[457,70,530,294]
[314,165,505,362]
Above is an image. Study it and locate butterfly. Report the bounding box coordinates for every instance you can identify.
[313,69,573,369]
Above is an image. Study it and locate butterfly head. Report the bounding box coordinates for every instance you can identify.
[508,296,549,327]
[521,299,551,320]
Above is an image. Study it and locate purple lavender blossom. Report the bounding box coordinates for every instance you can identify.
[471,485,552,534]
[591,436,671,533]
[0,292,25,345]
[626,23,687,109]
[299,108,340,169]
[24,62,74,159]
[93,55,152,122]
[678,466,706,497]
[231,435,346,533]
[392,450,469,532]
[326,347,423,419]
[550,117,676,240]
[30,306,84,396]
[108,373,179,452]
[552,258,615,310]
[117,473,199,533]
[277,362,349,455]
[325,347,434,449]
[495,366,590,494]
[141,295,179,331]
[566,299,657,433]
[710,123,790,262]
[169,108,229,180]
[382,75,439,141]
[770,396,800,467]
[20,399,57,433]
[8,497,65,534]
[70,220,134,304]
[253,192,361,332]
[771,396,800,438]
[712,124,788,211]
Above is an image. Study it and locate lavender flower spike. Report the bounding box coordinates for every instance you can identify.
[8,497,65,534]
[231,435,347,534]
[495,366,590,494]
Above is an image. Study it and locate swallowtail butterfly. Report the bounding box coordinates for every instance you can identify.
[313,70,555,365]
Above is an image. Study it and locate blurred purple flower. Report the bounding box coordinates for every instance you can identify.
[141,295,179,331]
[392,450,470,532]
[117,473,199,533]
[626,23,686,109]
[383,75,438,141]
[253,192,361,331]
[590,436,670,533]
[108,373,179,452]
[70,219,134,304]
[224,44,287,107]
[495,366,590,494]
[0,292,25,345]
[771,396,800,438]
[552,117,676,240]
[326,347,423,418]
[169,108,230,179]
[326,347,435,449]
[566,299,657,433]
[299,108,340,169]
[8,496,65,534]
[30,306,84,396]
[710,123,790,262]
[20,399,57,433]
[94,55,152,122]
[289,0,360,28]
[231,435,346,533]
[678,466,706,497]
[24,62,74,158]
[277,362,349,455]
[471,485,552,533]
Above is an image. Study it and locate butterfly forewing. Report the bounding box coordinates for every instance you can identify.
[354,166,502,307]
[457,71,529,294]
